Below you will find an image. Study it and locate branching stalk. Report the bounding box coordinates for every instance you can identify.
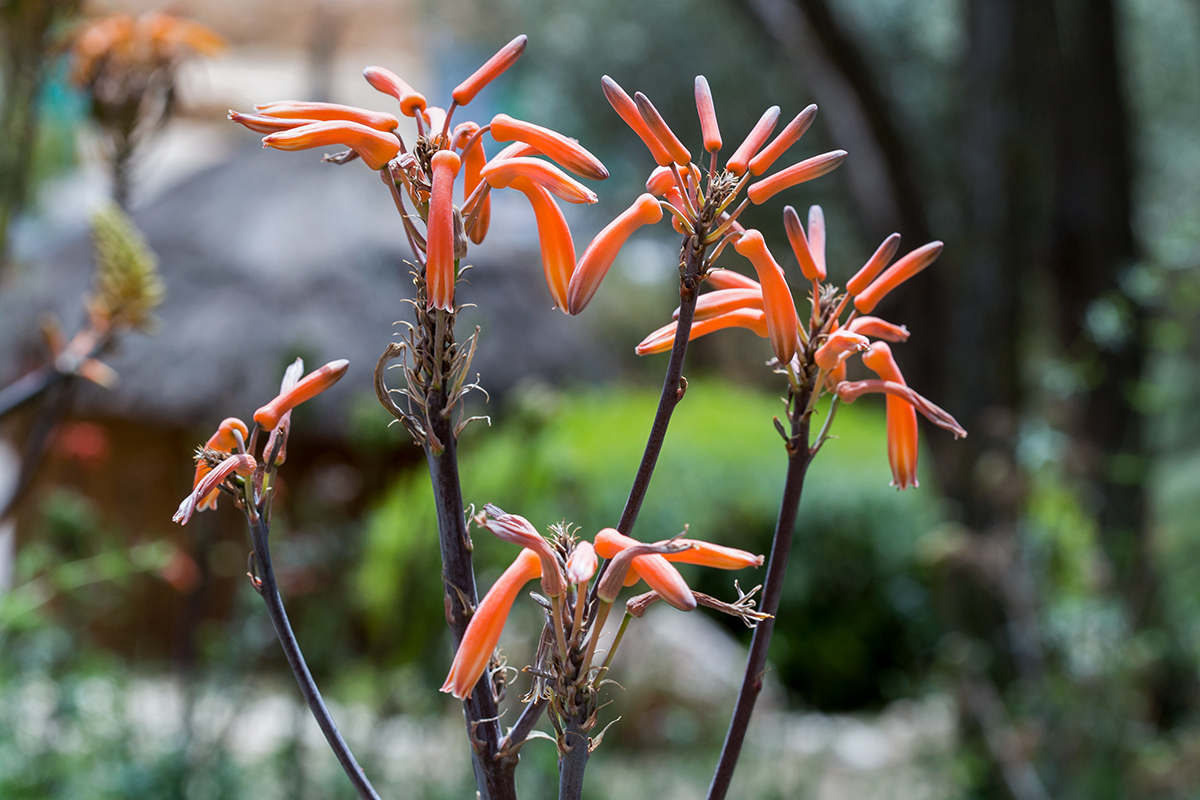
[246,514,382,800]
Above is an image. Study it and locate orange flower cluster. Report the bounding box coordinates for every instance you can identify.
[173,358,348,524]
[229,35,617,313]
[638,205,964,489]
[71,11,226,87]
[440,506,763,700]
[562,75,847,315]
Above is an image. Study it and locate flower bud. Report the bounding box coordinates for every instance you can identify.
[490,114,608,181]
[567,194,663,314]
[426,150,462,311]
[748,150,847,204]
[452,34,527,107]
[726,106,781,176]
[748,104,817,176]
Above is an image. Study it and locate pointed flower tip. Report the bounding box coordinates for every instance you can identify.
[747,149,847,205]
[633,91,691,166]
[748,104,818,176]
[567,193,663,315]
[253,359,349,431]
[601,76,674,166]
[854,239,944,314]
[489,114,607,181]
[452,34,528,107]
[726,105,782,176]
[567,541,598,585]
[847,232,902,295]
[262,120,400,170]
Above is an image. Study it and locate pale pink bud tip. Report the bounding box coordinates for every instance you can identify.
[253,359,349,431]
[566,541,598,585]
[567,193,663,315]
[747,150,847,205]
[453,34,528,107]
[695,75,722,153]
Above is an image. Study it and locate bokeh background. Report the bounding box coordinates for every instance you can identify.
[2,0,1199,798]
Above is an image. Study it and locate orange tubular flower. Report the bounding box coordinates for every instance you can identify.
[452,34,527,107]
[455,122,491,244]
[862,342,919,489]
[363,66,427,117]
[253,101,399,132]
[836,379,967,439]
[637,308,767,355]
[567,193,663,315]
[733,230,799,364]
[508,177,576,310]
[783,204,824,282]
[262,121,400,170]
[424,105,447,135]
[807,205,827,278]
[593,529,695,611]
[490,114,608,181]
[634,92,691,166]
[726,106,781,176]
[706,269,762,291]
[253,359,350,431]
[854,240,944,314]
[847,233,901,295]
[848,316,910,343]
[174,454,256,525]
[748,104,818,176]
[566,541,598,585]
[228,111,318,134]
[674,287,765,321]
[748,150,848,205]
[695,75,722,153]
[814,330,870,370]
[480,157,598,204]
[601,76,674,167]
[441,549,541,700]
[425,150,462,311]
